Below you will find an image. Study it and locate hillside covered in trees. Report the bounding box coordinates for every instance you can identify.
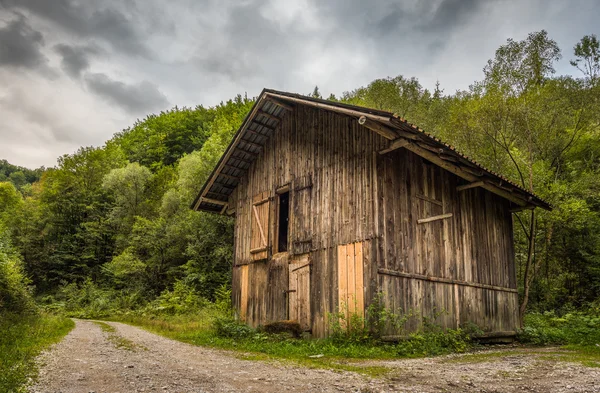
[1,30,600,320]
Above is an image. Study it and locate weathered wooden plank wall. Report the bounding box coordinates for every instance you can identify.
[229,104,518,337]
[375,150,518,334]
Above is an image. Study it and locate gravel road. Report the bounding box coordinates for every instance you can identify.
[30,319,600,393]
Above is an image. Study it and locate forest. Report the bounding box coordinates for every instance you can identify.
[1,30,600,335]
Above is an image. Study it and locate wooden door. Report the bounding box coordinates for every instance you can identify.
[288,255,311,330]
[337,242,365,320]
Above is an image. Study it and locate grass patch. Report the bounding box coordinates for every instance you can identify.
[92,321,145,351]
[539,345,600,368]
[0,312,74,393]
[109,311,400,375]
[107,308,478,376]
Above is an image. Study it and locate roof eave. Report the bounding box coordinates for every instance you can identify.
[192,88,552,214]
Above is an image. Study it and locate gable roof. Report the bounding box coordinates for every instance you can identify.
[192,89,551,213]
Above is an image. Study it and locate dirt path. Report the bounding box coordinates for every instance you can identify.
[31,320,600,393]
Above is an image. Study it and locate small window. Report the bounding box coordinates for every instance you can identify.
[276,191,290,253]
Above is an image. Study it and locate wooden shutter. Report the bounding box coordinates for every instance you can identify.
[291,174,313,254]
[337,242,365,321]
[250,192,270,261]
[415,161,451,276]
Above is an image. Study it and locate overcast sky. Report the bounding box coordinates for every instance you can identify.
[0,0,598,169]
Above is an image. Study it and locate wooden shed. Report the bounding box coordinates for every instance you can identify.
[192,89,551,338]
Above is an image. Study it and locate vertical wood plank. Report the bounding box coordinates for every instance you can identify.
[337,244,348,316]
[240,265,249,321]
[288,263,298,320]
[347,243,356,314]
[355,242,365,318]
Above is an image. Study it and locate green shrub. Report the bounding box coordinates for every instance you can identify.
[49,278,148,318]
[518,310,600,346]
[0,225,34,314]
[328,293,413,344]
[396,328,473,357]
[213,317,256,339]
[143,280,207,315]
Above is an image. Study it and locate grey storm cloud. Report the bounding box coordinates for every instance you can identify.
[0,0,597,169]
[0,87,81,143]
[0,0,152,57]
[54,43,101,78]
[84,72,169,114]
[184,0,495,86]
[311,0,489,54]
[0,13,47,69]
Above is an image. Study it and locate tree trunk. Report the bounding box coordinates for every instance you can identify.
[519,209,536,328]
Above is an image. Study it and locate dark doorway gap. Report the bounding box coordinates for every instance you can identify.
[277,191,289,252]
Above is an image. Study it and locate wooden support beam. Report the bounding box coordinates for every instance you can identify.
[416,142,445,154]
[457,181,485,192]
[250,246,268,254]
[265,97,294,111]
[212,183,235,193]
[417,213,453,224]
[201,197,227,206]
[358,116,398,140]
[266,93,391,122]
[245,128,270,138]
[234,147,258,157]
[239,139,264,150]
[253,119,276,130]
[395,129,423,141]
[509,205,535,213]
[402,141,531,207]
[206,190,231,200]
[378,138,409,155]
[217,172,240,182]
[416,193,443,206]
[258,110,282,122]
[230,155,253,165]
[223,163,245,172]
[219,204,228,214]
[378,268,518,294]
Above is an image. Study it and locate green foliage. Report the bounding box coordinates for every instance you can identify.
[0,313,73,392]
[102,248,147,285]
[0,159,43,189]
[396,329,473,357]
[144,280,207,315]
[0,225,33,313]
[518,309,600,347]
[571,34,600,84]
[51,278,144,318]
[213,317,256,339]
[483,30,561,94]
[111,106,215,170]
[102,162,153,224]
